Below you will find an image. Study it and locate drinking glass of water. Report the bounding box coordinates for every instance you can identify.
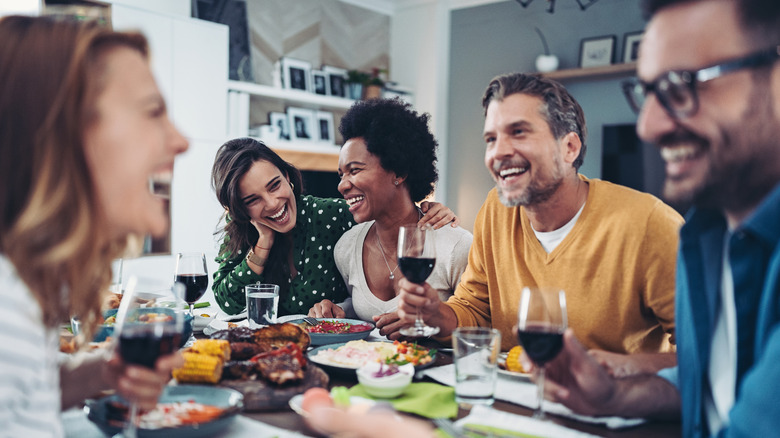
[245,283,279,328]
[452,327,501,406]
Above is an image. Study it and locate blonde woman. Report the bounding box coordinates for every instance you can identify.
[0,16,186,435]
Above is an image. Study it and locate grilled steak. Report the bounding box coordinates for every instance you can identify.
[251,342,306,385]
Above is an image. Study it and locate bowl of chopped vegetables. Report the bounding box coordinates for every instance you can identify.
[94,308,192,346]
[291,318,375,346]
[357,362,414,399]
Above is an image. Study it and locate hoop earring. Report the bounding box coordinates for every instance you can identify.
[290,181,295,191]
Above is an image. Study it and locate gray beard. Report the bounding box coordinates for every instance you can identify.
[497,177,562,207]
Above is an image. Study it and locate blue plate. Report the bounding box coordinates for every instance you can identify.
[85,384,243,438]
[287,318,374,346]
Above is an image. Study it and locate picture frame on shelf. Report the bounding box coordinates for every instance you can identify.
[323,65,347,98]
[579,35,616,68]
[622,31,643,63]
[315,111,335,144]
[268,112,291,141]
[287,107,316,141]
[311,69,329,95]
[280,57,311,92]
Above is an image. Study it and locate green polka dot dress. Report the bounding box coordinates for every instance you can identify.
[212,195,354,316]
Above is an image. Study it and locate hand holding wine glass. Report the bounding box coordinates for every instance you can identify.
[517,286,567,419]
[398,225,439,337]
[113,277,186,437]
[174,252,208,316]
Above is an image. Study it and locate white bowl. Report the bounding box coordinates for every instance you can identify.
[193,312,217,331]
[356,362,414,399]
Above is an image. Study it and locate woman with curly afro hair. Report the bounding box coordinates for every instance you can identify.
[308,98,472,339]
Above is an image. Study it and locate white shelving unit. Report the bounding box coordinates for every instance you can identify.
[227,80,351,171]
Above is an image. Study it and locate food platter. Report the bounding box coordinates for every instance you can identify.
[219,363,329,411]
[307,340,437,376]
[85,385,243,438]
[286,318,375,346]
[497,352,532,381]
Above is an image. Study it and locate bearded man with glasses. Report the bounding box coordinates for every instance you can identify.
[544,0,780,436]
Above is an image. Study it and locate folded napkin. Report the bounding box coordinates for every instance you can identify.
[349,382,458,419]
[455,405,602,438]
[419,364,644,429]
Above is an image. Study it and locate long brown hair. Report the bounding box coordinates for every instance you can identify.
[0,16,149,339]
[211,138,303,292]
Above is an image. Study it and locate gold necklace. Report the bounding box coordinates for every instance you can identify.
[375,232,398,281]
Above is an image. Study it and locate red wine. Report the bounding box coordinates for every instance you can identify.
[398,257,435,284]
[119,325,182,369]
[175,274,208,304]
[517,326,564,366]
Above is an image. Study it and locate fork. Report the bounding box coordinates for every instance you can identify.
[302,316,318,326]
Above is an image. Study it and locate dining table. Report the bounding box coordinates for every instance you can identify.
[240,339,682,438]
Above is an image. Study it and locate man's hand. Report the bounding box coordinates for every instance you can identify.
[588,350,677,378]
[418,201,460,228]
[373,311,407,340]
[308,299,346,318]
[105,351,184,411]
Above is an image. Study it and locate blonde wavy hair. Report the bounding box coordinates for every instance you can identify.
[0,16,149,340]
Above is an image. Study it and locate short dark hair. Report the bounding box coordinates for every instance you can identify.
[642,0,780,47]
[339,98,438,203]
[482,73,587,170]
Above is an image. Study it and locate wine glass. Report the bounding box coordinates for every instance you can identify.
[517,286,567,419]
[113,277,186,438]
[398,225,439,337]
[174,252,208,316]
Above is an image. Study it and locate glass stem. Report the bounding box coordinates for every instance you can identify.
[415,306,425,327]
[535,367,546,419]
[124,402,139,438]
[188,303,195,317]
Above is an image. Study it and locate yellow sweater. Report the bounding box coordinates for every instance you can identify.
[447,177,683,352]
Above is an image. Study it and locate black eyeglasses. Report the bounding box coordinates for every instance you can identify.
[622,45,780,119]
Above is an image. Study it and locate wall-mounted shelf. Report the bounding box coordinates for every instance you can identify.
[541,62,637,82]
[228,80,355,110]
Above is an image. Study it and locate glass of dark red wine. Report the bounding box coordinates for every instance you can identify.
[112,277,186,438]
[517,286,567,419]
[398,225,439,337]
[174,252,209,317]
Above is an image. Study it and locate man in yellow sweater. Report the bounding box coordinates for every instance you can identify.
[398,72,684,375]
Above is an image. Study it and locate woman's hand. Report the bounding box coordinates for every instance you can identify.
[104,351,184,411]
[250,220,275,249]
[418,201,459,229]
[373,311,406,340]
[308,299,346,318]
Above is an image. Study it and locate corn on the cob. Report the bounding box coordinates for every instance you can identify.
[506,345,525,373]
[190,339,231,361]
[173,352,224,384]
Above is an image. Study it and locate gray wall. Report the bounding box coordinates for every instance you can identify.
[446,0,647,231]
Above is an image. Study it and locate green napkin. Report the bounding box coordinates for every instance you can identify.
[349,382,458,419]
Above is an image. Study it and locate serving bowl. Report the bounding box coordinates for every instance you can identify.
[288,317,375,346]
[356,362,414,399]
[86,308,193,346]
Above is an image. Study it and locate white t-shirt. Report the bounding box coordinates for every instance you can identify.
[334,222,473,321]
[531,204,585,253]
[0,255,63,437]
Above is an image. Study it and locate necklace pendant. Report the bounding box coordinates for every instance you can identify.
[389,272,395,280]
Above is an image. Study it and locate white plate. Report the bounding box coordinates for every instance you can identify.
[288,394,375,418]
[497,352,532,381]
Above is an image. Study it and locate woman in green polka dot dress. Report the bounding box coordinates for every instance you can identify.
[210,138,456,316]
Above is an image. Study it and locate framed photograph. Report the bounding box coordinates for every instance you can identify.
[622,31,643,63]
[315,111,335,144]
[311,70,329,95]
[323,65,347,98]
[287,107,316,141]
[280,57,311,92]
[268,112,290,141]
[579,35,616,68]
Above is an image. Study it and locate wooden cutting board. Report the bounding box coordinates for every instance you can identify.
[219,363,329,412]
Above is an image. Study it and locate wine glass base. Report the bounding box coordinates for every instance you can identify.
[399,325,440,337]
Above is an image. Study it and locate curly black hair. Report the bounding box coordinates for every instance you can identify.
[338,98,438,203]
